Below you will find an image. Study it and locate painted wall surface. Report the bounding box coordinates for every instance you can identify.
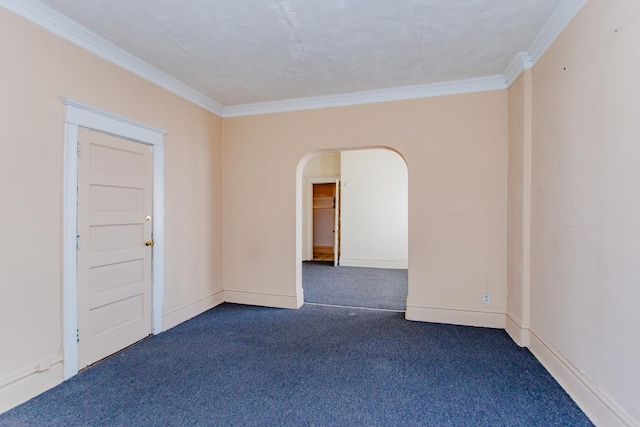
[301,152,340,260]
[223,91,508,326]
[506,70,532,346]
[340,149,408,269]
[507,74,525,327]
[0,9,223,412]
[303,152,341,177]
[529,0,640,423]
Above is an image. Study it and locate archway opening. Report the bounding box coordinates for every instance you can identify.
[296,148,408,311]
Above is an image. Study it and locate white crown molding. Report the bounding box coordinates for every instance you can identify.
[226,0,588,117]
[503,0,587,85]
[0,0,225,117]
[2,0,587,118]
[503,52,534,86]
[223,75,508,118]
[528,0,588,64]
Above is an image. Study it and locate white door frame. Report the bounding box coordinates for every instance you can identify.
[306,176,340,261]
[62,99,167,380]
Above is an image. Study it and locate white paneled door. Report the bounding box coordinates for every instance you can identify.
[77,128,153,368]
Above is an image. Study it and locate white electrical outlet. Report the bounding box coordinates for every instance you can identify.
[483,293,490,304]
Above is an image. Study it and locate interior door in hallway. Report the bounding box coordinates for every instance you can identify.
[312,182,339,263]
[77,128,153,368]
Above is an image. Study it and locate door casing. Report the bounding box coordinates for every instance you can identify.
[306,176,340,262]
[62,99,166,380]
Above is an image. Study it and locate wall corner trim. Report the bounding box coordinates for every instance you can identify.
[503,52,533,86]
[0,0,224,116]
[529,329,635,427]
[505,312,530,347]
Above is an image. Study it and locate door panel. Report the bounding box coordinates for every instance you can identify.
[89,185,145,214]
[89,259,144,294]
[89,294,144,337]
[89,224,145,254]
[77,128,153,368]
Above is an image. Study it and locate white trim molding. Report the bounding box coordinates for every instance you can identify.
[503,52,533,86]
[224,76,509,117]
[503,0,587,85]
[224,289,303,309]
[63,99,166,144]
[62,99,167,380]
[0,354,64,414]
[505,312,530,348]
[405,304,506,329]
[62,121,79,379]
[1,0,587,118]
[529,329,634,427]
[162,291,225,331]
[0,0,224,116]
[527,0,588,64]
[339,259,408,270]
[0,353,63,390]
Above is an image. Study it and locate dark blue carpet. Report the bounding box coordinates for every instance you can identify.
[0,303,592,426]
[303,261,408,310]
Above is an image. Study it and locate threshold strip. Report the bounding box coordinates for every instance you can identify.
[304,302,405,313]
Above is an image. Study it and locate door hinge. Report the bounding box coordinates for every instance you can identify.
[76,234,80,251]
[77,142,80,157]
[76,328,80,343]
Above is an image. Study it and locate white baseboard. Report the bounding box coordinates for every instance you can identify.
[405,304,506,328]
[296,288,304,308]
[224,289,302,309]
[529,329,634,426]
[339,258,408,269]
[0,355,63,415]
[162,290,224,331]
[505,312,530,347]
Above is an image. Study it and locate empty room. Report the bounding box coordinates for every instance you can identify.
[0,0,638,425]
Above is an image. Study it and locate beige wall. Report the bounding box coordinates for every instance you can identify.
[222,91,508,325]
[9,0,639,423]
[526,0,640,424]
[302,152,341,178]
[0,8,223,411]
[340,149,408,269]
[506,70,532,345]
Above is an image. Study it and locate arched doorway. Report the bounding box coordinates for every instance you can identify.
[296,148,408,311]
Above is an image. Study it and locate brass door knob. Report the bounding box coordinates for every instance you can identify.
[145,240,155,247]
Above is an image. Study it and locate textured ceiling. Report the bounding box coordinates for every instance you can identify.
[37,0,564,106]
